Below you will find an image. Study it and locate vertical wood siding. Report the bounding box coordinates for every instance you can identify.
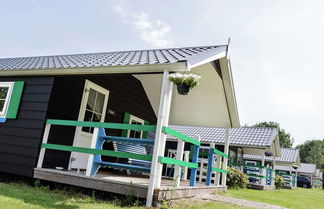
[0,77,54,177]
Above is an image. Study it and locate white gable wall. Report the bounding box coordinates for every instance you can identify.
[169,62,231,127]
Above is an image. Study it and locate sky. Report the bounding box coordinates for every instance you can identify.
[0,0,323,146]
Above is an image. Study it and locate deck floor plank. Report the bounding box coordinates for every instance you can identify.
[33,168,226,203]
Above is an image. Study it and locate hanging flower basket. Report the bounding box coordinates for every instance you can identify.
[168,73,201,95]
[265,151,273,157]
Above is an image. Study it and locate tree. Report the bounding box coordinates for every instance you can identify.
[253,121,294,148]
[296,139,324,170]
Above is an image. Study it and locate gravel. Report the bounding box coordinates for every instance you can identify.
[192,194,289,209]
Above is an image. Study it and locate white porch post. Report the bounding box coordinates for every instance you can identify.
[261,151,266,186]
[215,155,222,186]
[209,143,217,184]
[221,128,230,186]
[146,71,173,207]
[37,124,51,168]
[86,128,99,176]
[174,140,185,187]
[182,151,190,181]
[289,166,293,187]
[155,73,173,187]
[295,169,298,188]
[272,155,276,186]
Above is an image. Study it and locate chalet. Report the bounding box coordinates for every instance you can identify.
[297,163,318,187]
[165,125,280,187]
[0,44,280,206]
[244,148,300,189]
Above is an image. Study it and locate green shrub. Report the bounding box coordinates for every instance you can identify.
[226,166,248,189]
[275,175,285,189]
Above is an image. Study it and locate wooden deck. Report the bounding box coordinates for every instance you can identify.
[34,168,226,204]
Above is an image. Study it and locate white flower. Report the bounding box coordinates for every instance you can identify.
[168,73,202,89]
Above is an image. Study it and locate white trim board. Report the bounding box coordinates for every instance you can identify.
[0,62,188,77]
[187,46,227,69]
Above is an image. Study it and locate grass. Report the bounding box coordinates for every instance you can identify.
[0,182,144,209]
[1,180,322,209]
[225,187,324,209]
[0,181,246,209]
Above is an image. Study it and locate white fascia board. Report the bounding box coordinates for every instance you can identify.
[219,57,240,128]
[0,62,188,77]
[187,46,227,70]
[275,165,291,171]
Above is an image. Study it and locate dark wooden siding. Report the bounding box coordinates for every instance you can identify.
[43,74,157,169]
[0,77,54,177]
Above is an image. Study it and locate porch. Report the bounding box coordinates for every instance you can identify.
[35,118,229,206]
[33,168,225,202]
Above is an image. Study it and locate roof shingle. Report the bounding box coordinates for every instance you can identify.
[164,125,278,147]
[297,163,316,174]
[0,45,224,71]
[244,148,299,163]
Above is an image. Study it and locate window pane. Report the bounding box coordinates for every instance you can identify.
[0,100,4,112]
[93,113,102,122]
[129,130,135,138]
[82,110,93,132]
[86,88,96,111]
[135,131,141,138]
[95,92,105,114]
[0,87,9,100]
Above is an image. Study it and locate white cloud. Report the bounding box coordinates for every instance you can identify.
[114,6,173,48]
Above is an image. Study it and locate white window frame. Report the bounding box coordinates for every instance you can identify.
[127,115,145,138]
[0,82,14,118]
[245,160,257,166]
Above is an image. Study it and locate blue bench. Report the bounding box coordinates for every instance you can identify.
[89,128,153,176]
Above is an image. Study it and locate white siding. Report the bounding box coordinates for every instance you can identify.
[169,63,231,127]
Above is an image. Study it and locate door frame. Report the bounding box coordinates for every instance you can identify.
[68,79,110,170]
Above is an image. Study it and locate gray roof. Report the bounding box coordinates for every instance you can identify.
[297,163,316,174]
[244,148,299,163]
[274,165,291,172]
[166,125,278,147]
[0,45,224,71]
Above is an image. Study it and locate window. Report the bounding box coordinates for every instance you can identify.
[128,115,144,138]
[82,88,106,133]
[121,112,149,139]
[0,82,14,117]
[245,160,257,166]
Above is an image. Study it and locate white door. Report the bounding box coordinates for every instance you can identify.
[69,80,109,170]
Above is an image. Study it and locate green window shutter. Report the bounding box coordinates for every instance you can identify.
[121,112,131,137]
[7,81,24,119]
[142,120,150,139]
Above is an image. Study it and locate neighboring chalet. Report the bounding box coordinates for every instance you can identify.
[244,148,300,189]
[165,125,280,187]
[297,163,320,187]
